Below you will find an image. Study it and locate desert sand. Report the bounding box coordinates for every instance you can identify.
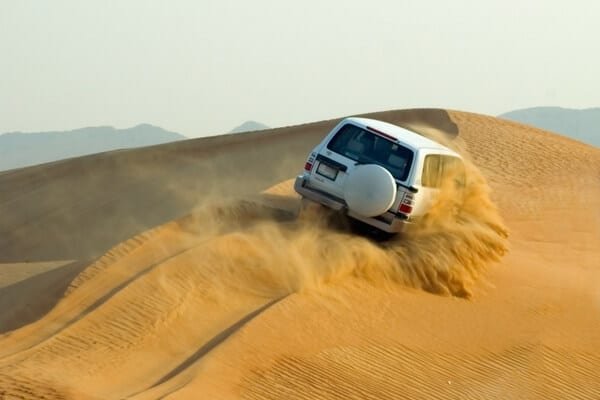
[0,109,598,399]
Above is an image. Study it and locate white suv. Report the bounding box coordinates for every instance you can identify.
[294,117,463,233]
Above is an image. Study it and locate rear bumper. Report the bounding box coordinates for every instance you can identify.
[294,175,346,211]
[294,175,409,233]
[347,210,408,233]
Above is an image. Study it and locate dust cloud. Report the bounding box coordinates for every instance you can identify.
[181,148,508,300]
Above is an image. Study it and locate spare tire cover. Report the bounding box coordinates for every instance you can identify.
[343,164,397,217]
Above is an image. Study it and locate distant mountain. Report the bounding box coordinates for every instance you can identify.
[498,107,599,147]
[229,121,269,134]
[0,124,186,171]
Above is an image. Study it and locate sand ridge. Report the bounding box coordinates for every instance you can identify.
[0,109,599,399]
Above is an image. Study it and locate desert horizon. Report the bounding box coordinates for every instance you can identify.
[1,108,599,399]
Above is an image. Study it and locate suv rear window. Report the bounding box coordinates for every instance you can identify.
[327,124,414,181]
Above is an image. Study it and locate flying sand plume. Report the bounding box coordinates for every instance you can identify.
[182,141,508,300]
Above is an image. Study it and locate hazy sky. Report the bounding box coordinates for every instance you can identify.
[1,0,598,137]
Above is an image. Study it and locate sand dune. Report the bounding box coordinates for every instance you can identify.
[0,109,599,399]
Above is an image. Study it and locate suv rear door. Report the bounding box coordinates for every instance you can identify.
[308,123,415,203]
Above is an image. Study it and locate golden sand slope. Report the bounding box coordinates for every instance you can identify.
[0,109,599,399]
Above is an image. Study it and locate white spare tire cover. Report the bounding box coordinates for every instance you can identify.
[343,164,397,217]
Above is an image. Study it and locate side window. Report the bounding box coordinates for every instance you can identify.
[422,155,442,188]
[422,155,464,188]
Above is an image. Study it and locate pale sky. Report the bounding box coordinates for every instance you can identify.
[1,0,598,137]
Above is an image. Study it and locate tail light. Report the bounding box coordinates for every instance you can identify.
[398,192,414,215]
[304,152,316,172]
[399,203,413,214]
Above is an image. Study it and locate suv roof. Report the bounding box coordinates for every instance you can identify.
[344,117,458,155]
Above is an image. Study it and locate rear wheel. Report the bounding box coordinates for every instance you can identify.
[296,197,352,232]
[347,217,395,242]
[296,197,322,220]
